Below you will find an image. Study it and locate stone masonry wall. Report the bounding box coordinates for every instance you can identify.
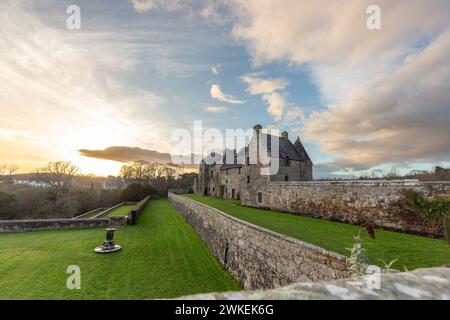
[180,267,450,300]
[241,180,450,238]
[169,193,351,290]
[220,167,243,199]
[0,217,127,233]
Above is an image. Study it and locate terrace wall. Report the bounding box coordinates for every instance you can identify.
[0,217,127,233]
[168,193,350,290]
[241,180,450,238]
[95,202,136,218]
[127,196,151,225]
[179,267,450,300]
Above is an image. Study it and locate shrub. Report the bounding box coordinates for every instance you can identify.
[119,183,157,202]
[402,190,450,245]
[346,231,369,276]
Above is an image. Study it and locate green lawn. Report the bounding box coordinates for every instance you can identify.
[0,199,240,299]
[183,194,450,271]
[107,204,136,217]
[79,208,106,219]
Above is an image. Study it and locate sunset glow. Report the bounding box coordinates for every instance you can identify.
[1,0,449,178]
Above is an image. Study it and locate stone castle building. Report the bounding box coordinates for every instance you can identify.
[194,124,313,201]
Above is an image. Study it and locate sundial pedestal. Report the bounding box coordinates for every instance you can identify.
[94,228,122,253]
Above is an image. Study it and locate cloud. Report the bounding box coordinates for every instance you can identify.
[79,146,172,163]
[230,0,450,67]
[211,65,220,75]
[241,75,288,95]
[129,0,196,14]
[227,0,450,170]
[263,92,286,121]
[205,105,228,113]
[303,29,450,169]
[241,74,290,120]
[0,3,175,173]
[130,0,157,13]
[285,106,305,122]
[210,84,245,104]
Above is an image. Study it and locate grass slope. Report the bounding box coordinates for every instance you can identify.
[107,204,135,217]
[183,194,450,271]
[0,199,240,299]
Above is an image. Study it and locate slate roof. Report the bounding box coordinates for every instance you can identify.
[201,132,310,166]
[259,133,305,161]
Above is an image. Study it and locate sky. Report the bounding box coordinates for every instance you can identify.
[0,0,449,178]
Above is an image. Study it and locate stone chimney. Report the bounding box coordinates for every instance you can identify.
[253,124,262,135]
[252,124,262,165]
[281,131,289,139]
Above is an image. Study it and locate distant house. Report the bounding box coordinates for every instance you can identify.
[102,177,125,190]
[194,124,313,200]
[13,179,48,188]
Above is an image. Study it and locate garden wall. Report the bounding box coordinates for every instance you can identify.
[0,217,127,233]
[96,202,136,218]
[168,188,192,194]
[241,180,450,238]
[180,267,450,300]
[127,196,151,225]
[169,193,350,290]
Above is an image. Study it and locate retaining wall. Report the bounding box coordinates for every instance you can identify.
[96,202,136,218]
[241,180,450,238]
[127,196,151,225]
[169,193,350,290]
[0,217,126,233]
[180,267,450,300]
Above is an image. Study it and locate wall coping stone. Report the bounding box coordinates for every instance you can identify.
[269,180,450,187]
[178,267,450,300]
[0,217,125,233]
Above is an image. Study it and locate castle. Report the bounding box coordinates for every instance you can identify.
[194,124,313,201]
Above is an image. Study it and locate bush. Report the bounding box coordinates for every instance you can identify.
[119,183,157,202]
[401,190,450,245]
[0,191,16,220]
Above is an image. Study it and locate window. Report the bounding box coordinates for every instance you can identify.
[226,179,228,184]
[285,175,289,181]
[212,187,214,192]
[246,157,250,164]
[257,192,263,203]
[238,167,242,174]
[247,176,251,184]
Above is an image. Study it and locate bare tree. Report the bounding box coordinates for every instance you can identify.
[119,165,134,181]
[0,164,6,181]
[34,161,79,191]
[133,160,150,182]
[7,165,18,182]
